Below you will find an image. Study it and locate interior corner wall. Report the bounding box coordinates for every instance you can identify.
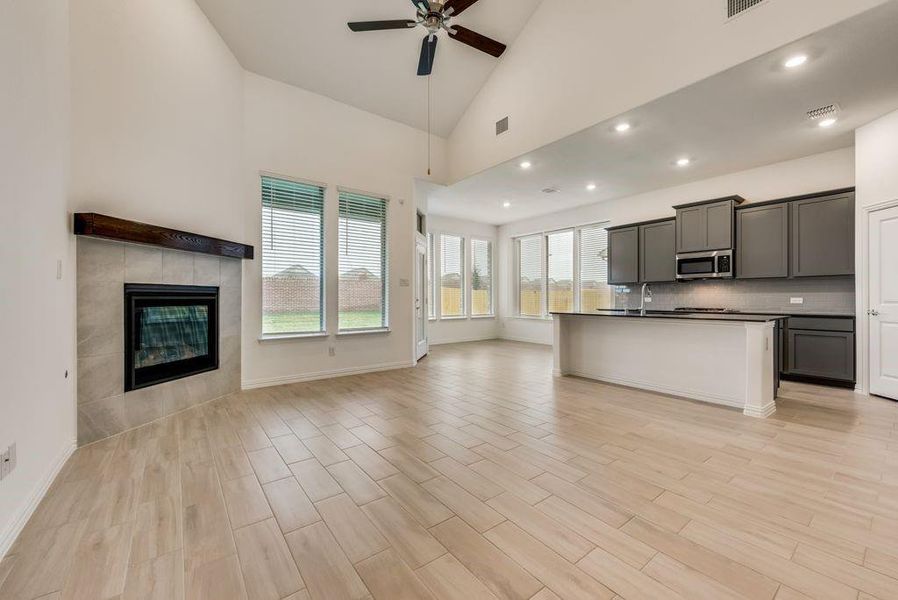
[0,0,75,557]
[447,0,887,182]
[497,147,856,346]
[241,72,448,387]
[427,215,500,345]
[854,107,898,394]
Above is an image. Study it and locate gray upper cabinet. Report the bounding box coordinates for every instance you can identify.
[639,219,676,283]
[676,206,706,253]
[791,191,855,277]
[675,197,742,253]
[607,226,639,284]
[736,203,789,279]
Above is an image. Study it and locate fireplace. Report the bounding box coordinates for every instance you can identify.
[124,284,219,392]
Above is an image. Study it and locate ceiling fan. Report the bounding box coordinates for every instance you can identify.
[347,0,507,76]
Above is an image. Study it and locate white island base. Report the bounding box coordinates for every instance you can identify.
[553,313,778,418]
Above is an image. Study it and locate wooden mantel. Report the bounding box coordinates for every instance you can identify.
[74,213,254,260]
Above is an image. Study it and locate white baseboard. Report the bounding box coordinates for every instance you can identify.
[429,335,499,346]
[565,369,746,411]
[498,334,552,346]
[242,360,415,390]
[0,439,76,559]
[743,401,777,419]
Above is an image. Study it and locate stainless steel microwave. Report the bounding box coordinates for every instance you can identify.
[676,249,733,280]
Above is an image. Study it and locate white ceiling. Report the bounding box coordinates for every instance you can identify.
[429,2,898,225]
[195,0,542,137]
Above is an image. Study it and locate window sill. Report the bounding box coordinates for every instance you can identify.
[337,328,391,337]
[509,315,553,321]
[438,316,468,321]
[258,332,329,342]
[471,315,496,320]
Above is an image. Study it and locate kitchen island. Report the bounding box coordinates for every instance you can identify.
[552,310,785,418]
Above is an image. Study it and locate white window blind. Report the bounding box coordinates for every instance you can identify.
[579,225,611,311]
[518,235,543,317]
[547,230,574,313]
[426,233,435,319]
[471,239,493,316]
[338,190,388,330]
[440,234,464,317]
[261,176,325,335]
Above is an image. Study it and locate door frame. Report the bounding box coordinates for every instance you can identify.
[414,233,428,363]
[858,197,898,395]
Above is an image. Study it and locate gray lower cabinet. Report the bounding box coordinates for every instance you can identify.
[736,203,789,278]
[608,226,639,284]
[782,316,855,384]
[791,192,855,277]
[639,219,676,283]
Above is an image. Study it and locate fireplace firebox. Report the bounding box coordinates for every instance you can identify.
[124,284,219,392]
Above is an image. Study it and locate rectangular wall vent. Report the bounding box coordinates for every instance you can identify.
[496,116,509,136]
[727,0,767,19]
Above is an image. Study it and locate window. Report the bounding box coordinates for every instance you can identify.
[518,235,543,317]
[338,190,388,330]
[440,234,464,317]
[579,225,611,311]
[470,239,493,316]
[261,175,325,335]
[547,230,574,313]
[426,233,435,319]
[515,222,609,317]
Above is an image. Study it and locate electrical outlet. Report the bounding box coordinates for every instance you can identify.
[328,346,336,357]
[790,297,804,305]
[399,278,410,287]
[0,447,10,480]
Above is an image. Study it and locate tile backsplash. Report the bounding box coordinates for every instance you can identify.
[613,276,855,315]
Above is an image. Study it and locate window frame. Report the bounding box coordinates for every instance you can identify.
[259,171,328,340]
[336,186,390,334]
[513,221,610,319]
[438,232,467,320]
[469,236,495,318]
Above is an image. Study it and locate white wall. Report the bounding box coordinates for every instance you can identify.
[69,0,245,241]
[0,0,75,557]
[854,107,898,393]
[241,73,448,387]
[497,147,856,345]
[427,215,499,345]
[448,0,886,181]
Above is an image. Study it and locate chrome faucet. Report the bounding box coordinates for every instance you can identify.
[639,283,652,315]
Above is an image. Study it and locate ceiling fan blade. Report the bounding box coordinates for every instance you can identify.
[347,20,416,32]
[444,0,481,16]
[448,25,506,58]
[417,35,438,76]
[412,0,428,12]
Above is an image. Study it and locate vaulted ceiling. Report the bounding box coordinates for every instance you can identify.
[195,0,542,137]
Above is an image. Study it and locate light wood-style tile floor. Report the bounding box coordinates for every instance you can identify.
[3,340,898,600]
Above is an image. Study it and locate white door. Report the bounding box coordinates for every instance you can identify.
[415,241,428,361]
[869,205,898,400]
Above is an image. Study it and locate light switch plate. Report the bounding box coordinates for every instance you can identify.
[0,447,10,480]
[399,279,410,287]
[790,297,804,305]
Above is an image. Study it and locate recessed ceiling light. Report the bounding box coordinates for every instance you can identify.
[519,161,532,170]
[503,201,511,208]
[586,183,597,191]
[784,54,808,69]
[614,122,631,133]
[818,118,837,128]
[676,157,691,167]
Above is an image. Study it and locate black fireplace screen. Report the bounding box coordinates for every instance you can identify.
[125,284,219,391]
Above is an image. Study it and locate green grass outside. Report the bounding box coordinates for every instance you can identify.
[263,310,383,334]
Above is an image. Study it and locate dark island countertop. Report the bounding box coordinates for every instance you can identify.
[551,310,787,323]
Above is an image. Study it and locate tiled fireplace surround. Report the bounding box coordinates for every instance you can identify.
[76,237,241,446]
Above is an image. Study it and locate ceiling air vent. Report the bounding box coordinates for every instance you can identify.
[727,0,768,19]
[807,103,841,122]
[542,187,560,195]
[496,116,509,136]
